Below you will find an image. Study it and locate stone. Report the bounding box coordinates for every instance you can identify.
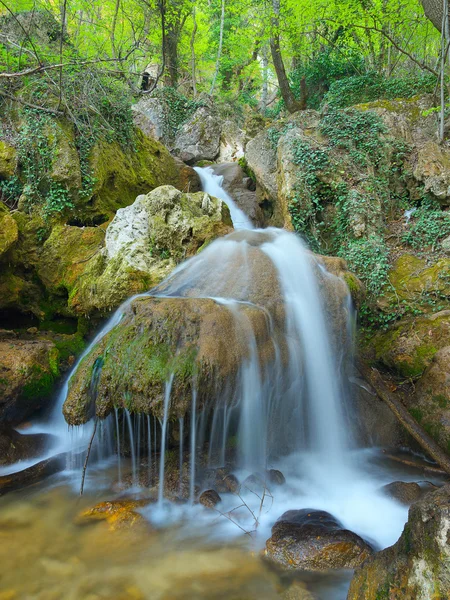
[264,509,373,571]
[0,428,49,466]
[217,120,245,162]
[199,489,222,508]
[77,500,150,531]
[0,140,17,179]
[413,346,450,453]
[347,484,450,600]
[132,96,167,143]
[0,208,18,258]
[267,469,286,486]
[381,481,424,505]
[37,186,232,318]
[0,339,59,424]
[245,126,279,220]
[211,163,265,227]
[173,106,222,164]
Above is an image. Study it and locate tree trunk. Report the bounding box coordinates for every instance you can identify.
[357,361,450,476]
[210,0,225,95]
[190,6,197,96]
[421,0,450,32]
[270,0,301,113]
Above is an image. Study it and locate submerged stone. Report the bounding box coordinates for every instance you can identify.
[199,489,222,508]
[264,509,373,571]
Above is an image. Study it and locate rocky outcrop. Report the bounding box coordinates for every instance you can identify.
[37,186,232,318]
[173,106,222,164]
[0,338,59,424]
[0,202,18,258]
[381,481,424,505]
[0,140,17,179]
[348,484,450,600]
[264,509,373,571]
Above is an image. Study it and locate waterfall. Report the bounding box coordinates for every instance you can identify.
[194,166,253,230]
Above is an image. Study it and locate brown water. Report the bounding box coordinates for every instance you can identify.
[0,482,292,600]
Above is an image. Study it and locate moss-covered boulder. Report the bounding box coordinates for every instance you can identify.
[0,140,17,179]
[63,230,358,425]
[87,129,179,219]
[38,186,232,318]
[347,484,450,600]
[0,202,18,257]
[0,338,59,424]
[365,311,450,378]
[414,346,450,453]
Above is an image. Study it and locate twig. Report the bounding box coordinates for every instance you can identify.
[0,89,63,115]
[80,418,98,496]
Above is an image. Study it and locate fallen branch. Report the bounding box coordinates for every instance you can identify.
[382,451,447,475]
[80,418,98,496]
[0,89,63,115]
[357,360,450,476]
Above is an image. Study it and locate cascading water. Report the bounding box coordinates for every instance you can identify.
[2,167,420,600]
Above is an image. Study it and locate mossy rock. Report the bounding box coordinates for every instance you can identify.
[87,129,179,219]
[0,140,17,178]
[365,310,450,378]
[348,484,450,600]
[0,208,18,257]
[0,338,59,424]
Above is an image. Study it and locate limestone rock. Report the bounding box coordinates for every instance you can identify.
[78,500,149,531]
[264,509,373,571]
[245,127,279,219]
[217,120,245,163]
[173,106,222,164]
[38,186,232,318]
[0,206,18,258]
[347,484,450,600]
[132,96,167,143]
[0,339,59,424]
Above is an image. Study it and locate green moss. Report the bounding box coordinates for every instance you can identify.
[54,334,86,362]
[409,407,424,423]
[22,364,56,399]
[432,394,449,408]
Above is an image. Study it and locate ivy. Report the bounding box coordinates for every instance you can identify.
[402,196,450,250]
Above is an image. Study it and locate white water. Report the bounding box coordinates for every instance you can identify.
[194,166,253,229]
[2,166,427,599]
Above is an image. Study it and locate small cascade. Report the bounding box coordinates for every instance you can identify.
[194,166,253,230]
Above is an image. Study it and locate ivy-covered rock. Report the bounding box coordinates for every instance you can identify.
[347,484,450,600]
[0,338,59,424]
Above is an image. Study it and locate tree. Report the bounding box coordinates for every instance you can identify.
[270,0,303,113]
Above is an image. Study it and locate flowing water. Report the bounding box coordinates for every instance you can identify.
[0,167,440,599]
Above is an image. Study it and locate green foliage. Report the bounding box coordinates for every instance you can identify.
[340,234,390,295]
[324,72,437,109]
[320,108,387,166]
[402,196,450,250]
[291,48,365,109]
[0,176,23,207]
[151,87,206,140]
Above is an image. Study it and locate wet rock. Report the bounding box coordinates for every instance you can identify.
[381,481,424,505]
[212,162,265,227]
[0,338,59,424]
[0,452,66,495]
[265,509,373,571]
[281,581,315,600]
[214,470,239,494]
[199,489,221,508]
[77,500,150,531]
[173,158,202,193]
[348,484,450,599]
[0,428,49,466]
[173,106,222,164]
[267,469,286,486]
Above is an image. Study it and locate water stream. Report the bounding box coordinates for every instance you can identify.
[0,167,436,599]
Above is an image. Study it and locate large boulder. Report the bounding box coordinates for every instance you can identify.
[0,338,59,424]
[347,484,450,600]
[63,229,357,425]
[264,509,373,571]
[173,106,222,164]
[38,186,232,318]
